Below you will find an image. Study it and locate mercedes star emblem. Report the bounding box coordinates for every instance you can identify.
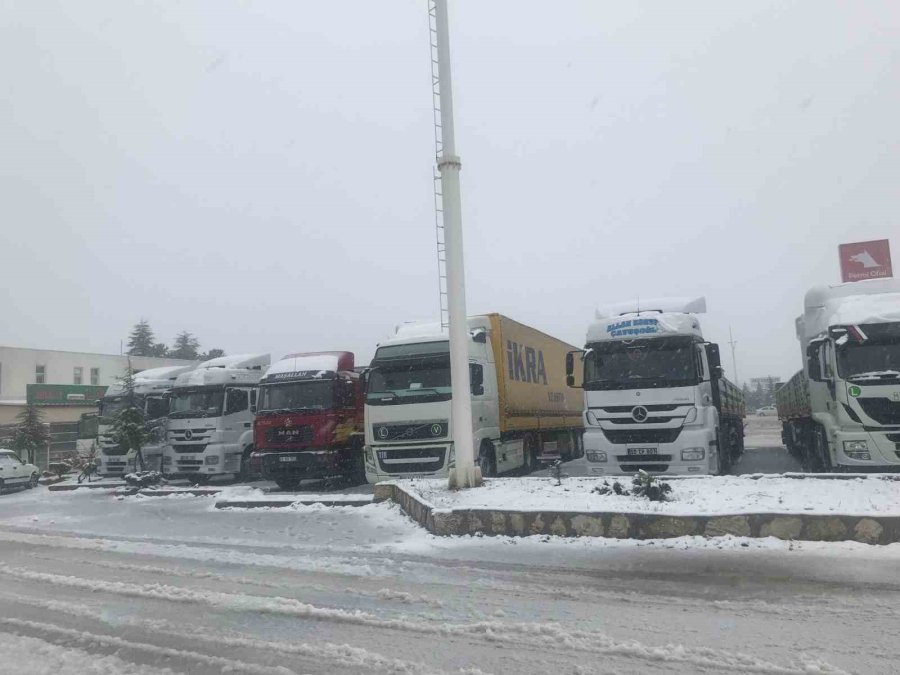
[184,429,193,440]
[631,406,649,423]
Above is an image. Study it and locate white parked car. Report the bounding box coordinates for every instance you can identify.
[755,405,778,416]
[0,450,40,492]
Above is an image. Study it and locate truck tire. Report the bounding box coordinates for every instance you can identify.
[237,446,256,483]
[815,426,832,472]
[521,434,537,475]
[275,478,301,491]
[28,473,39,489]
[716,431,730,475]
[348,448,366,485]
[478,442,497,478]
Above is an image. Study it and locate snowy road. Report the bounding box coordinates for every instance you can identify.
[2,488,899,674]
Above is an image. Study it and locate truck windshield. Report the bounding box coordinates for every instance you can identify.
[583,337,699,390]
[98,395,138,421]
[145,395,170,420]
[837,341,900,381]
[169,388,225,418]
[366,355,452,405]
[258,380,334,412]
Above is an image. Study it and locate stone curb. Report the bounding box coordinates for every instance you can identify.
[373,483,899,545]
[49,482,127,491]
[214,498,373,509]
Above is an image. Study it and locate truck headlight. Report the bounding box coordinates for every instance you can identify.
[447,446,456,469]
[843,440,870,460]
[586,451,607,462]
[205,455,220,465]
[683,407,698,425]
[585,410,599,426]
[681,448,705,461]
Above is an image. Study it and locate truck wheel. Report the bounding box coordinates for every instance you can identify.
[237,446,256,483]
[716,432,730,475]
[478,442,497,478]
[28,473,39,489]
[275,478,301,491]
[348,449,366,485]
[815,427,832,472]
[521,435,537,475]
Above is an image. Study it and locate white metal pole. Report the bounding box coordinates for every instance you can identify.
[434,0,478,488]
[729,325,739,387]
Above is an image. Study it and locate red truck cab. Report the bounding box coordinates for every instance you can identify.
[253,351,364,489]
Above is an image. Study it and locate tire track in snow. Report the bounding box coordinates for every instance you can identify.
[0,598,483,675]
[0,564,847,674]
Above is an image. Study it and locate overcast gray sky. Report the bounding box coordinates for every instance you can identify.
[2,0,898,383]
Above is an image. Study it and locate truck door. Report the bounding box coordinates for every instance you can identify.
[224,388,251,437]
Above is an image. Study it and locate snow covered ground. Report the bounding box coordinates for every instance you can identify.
[403,474,900,516]
[2,487,900,673]
[744,415,785,449]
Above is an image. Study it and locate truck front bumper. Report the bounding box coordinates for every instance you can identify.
[569,427,717,476]
[260,449,345,480]
[364,443,452,483]
[832,429,900,469]
[162,443,240,477]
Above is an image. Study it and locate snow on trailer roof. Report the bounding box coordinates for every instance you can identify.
[262,352,354,381]
[596,296,706,319]
[175,353,270,388]
[381,317,492,347]
[198,353,270,370]
[134,364,198,382]
[798,278,900,342]
[587,312,703,342]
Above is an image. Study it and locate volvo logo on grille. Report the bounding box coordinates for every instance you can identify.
[376,426,389,439]
[631,406,649,423]
[430,423,442,436]
[184,429,193,440]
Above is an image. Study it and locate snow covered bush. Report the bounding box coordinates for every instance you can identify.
[123,471,162,488]
[593,470,673,502]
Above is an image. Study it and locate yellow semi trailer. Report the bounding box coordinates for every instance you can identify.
[363,313,584,481]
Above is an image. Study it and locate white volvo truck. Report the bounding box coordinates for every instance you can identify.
[97,364,198,476]
[163,353,269,481]
[776,278,900,470]
[364,314,583,482]
[565,298,744,476]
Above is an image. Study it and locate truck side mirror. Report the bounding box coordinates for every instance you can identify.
[565,352,575,376]
[705,344,721,372]
[359,369,368,392]
[806,340,825,382]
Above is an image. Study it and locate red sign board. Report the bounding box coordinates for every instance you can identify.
[839,239,893,282]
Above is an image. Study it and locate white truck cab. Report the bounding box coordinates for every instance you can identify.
[163,353,269,481]
[97,364,198,476]
[566,297,744,476]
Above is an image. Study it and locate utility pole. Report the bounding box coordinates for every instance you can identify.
[728,325,739,386]
[430,0,479,488]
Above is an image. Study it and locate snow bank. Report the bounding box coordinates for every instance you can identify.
[401,475,900,517]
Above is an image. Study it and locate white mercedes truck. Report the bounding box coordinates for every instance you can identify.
[776,278,900,471]
[97,364,197,476]
[163,353,270,481]
[364,314,583,483]
[565,298,744,476]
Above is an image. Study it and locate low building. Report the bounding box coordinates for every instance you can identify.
[0,346,196,467]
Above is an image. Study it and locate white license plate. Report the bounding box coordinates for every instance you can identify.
[627,447,657,456]
[279,456,298,463]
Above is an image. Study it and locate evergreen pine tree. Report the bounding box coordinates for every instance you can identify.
[111,364,148,472]
[201,348,225,360]
[12,403,50,465]
[127,320,156,356]
[170,331,201,360]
